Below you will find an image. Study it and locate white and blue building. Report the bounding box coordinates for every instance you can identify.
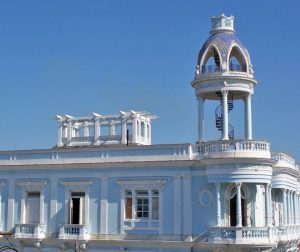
[0,14,299,252]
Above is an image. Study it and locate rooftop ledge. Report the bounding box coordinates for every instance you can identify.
[0,139,293,168]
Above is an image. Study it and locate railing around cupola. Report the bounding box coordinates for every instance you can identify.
[201,65,221,73]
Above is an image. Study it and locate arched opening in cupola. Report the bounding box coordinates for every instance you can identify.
[201,46,221,73]
[228,46,247,72]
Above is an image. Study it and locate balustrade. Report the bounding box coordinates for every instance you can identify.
[59,224,91,240]
[15,223,45,239]
[195,139,270,159]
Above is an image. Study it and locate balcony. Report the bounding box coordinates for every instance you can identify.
[59,224,91,240]
[14,223,45,239]
[195,139,271,160]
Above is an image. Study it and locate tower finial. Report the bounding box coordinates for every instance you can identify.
[210,14,234,34]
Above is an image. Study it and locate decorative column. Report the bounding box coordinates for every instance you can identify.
[94,117,100,144]
[236,183,242,227]
[50,178,58,234]
[244,93,253,140]
[287,190,291,225]
[121,117,127,144]
[296,193,298,225]
[183,174,192,238]
[57,122,63,147]
[100,176,108,234]
[283,189,287,225]
[173,175,181,234]
[198,97,205,142]
[215,183,221,226]
[221,90,229,140]
[292,191,295,225]
[265,184,271,227]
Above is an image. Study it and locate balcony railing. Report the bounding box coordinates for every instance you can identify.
[195,139,271,159]
[15,223,45,239]
[59,224,91,240]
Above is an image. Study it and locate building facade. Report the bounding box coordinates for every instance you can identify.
[0,14,298,252]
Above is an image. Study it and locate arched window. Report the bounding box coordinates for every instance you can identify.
[228,46,247,72]
[201,47,221,73]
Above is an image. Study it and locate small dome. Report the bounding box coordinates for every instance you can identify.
[198,32,250,65]
[197,15,252,74]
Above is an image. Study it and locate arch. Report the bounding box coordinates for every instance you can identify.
[199,45,222,74]
[227,45,248,72]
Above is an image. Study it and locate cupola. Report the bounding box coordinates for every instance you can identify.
[191,15,257,142]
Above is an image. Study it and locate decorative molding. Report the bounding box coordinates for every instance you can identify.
[116,179,166,188]
[199,189,213,208]
[60,180,93,187]
[17,181,47,187]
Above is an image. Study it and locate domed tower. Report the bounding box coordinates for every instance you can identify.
[192,14,257,141]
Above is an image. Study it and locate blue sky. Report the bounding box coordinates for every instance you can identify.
[0,1,299,161]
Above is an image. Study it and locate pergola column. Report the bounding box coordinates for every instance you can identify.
[198,97,205,142]
[221,90,229,140]
[67,120,72,145]
[109,121,116,136]
[236,183,242,227]
[121,117,127,144]
[244,93,253,140]
[132,115,138,144]
[215,183,221,226]
[83,121,89,137]
[94,118,100,144]
[57,122,63,147]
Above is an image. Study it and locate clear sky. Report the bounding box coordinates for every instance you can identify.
[0,1,299,161]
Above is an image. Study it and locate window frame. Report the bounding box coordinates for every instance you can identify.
[117,179,165,234]
[17,181,47,225]
[61,180,93,226]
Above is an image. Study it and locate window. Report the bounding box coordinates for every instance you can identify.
[125,189,159,220]
[61,180,93,226]
[117,180,165,234]
[25,192,40,224]
[17,181,47,226]
[69,192,85,225]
